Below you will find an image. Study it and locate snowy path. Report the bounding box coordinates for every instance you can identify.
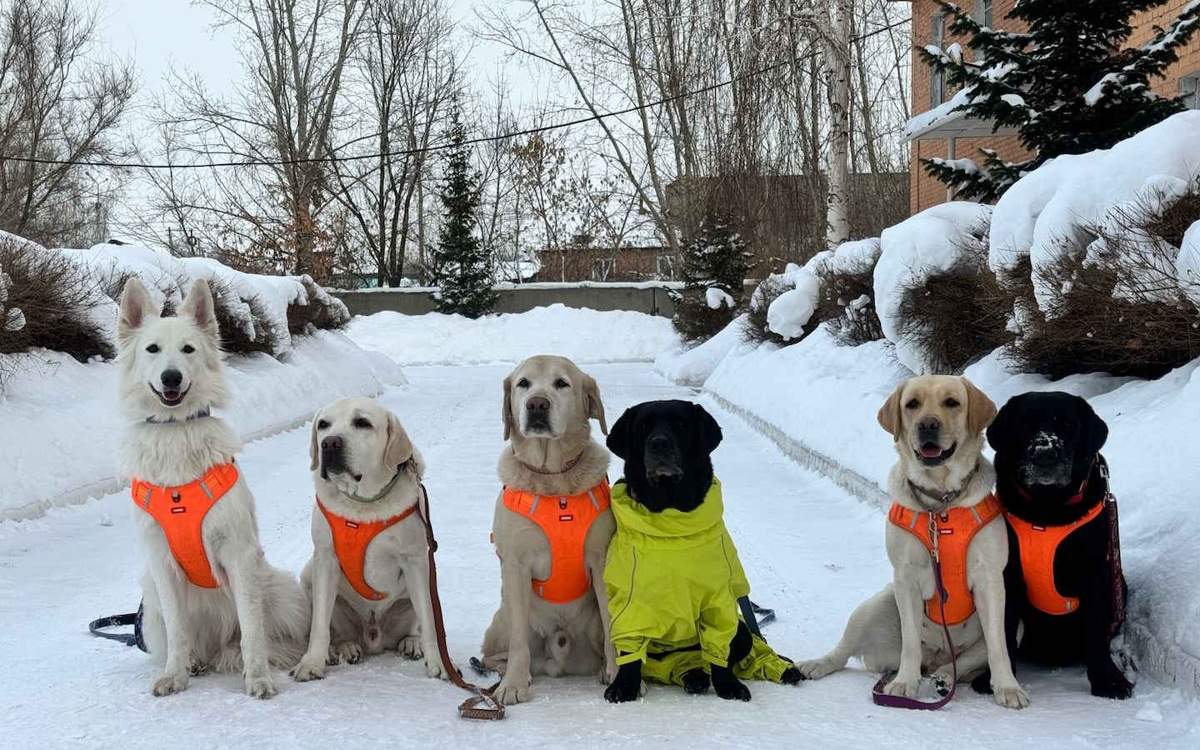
[1,364,1196,749]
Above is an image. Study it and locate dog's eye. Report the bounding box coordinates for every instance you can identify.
[944,398,960,408]
[352,417,372,429]
[904,398,920,410]
[516,378,530,389]
[316,419,330,430]
[181,344,195,354]
[146,344,160,354]
[553,378,570,389]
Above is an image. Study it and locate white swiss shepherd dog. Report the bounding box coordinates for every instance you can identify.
[117,277,307,698]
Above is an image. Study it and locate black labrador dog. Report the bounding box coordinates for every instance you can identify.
[603,400,801,703]
[982,391,1132,699]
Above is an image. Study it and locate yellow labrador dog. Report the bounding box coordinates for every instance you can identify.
[480,355,616,705]
[291,398,447,683]
[797,375,1029,709]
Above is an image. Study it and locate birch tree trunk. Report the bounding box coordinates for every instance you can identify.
[822,0,852,249]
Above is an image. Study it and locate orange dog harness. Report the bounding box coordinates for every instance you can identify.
[1005,501,1105,615]
[501,480,611,604]
[131,462,240,588]
[317,498,418,601]
[888,495,1003,626]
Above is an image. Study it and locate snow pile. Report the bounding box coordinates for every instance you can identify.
[766,269,820,340]
[1180,220,1200,307]
[0,270,22,332]
[827,237,881,275]
[989,111,1200,313]
[59,243,349,355]
[346,304,680,366]
[0,331,405,520]
[654,313,752,386]
[705,286,735,310]
[875,202,993,373]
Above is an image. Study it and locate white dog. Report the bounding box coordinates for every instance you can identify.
[796,375,1029,709]
[117,278,308,698]
[291,397,447,682]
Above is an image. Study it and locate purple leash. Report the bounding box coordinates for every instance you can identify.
[872,514,958,710]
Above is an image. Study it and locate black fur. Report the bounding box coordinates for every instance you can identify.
[604,400,755,702]
[981,391,1132,699]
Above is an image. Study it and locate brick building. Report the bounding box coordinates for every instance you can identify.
[901,0,1200,214]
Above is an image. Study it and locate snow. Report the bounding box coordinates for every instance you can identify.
[0,331,404,521]
[0,269,23,332]
[654,313,750,387]
[904,87,974,139]
[346,305,680,366]
[705,286,735,310]
[875,202,993,373]
[827,237,881,275]
[1180,220,1200,308]
[766,270,819,340]
[1000,93,1026,108]
[989,111,1200,313]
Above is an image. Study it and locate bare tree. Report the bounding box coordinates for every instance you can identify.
[0,0,135,247]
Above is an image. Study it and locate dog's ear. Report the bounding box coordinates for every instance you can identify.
[693,402,723,454]
[404,446,427,481]
[117,277,158,345]
[877,383,904,437]
[1079,398,1109,456]
[985,398,1015,453]
[583,374,608,435]
[501,374,515,441]
[308,412,322,472]
[963,377,997,436]
[606,406,635,460]
[383,410,414,468]
[178,279,217,336]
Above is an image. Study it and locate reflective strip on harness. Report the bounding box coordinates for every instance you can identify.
[131,462,240,588]
[1005,500,1105,616]
[501,479,610,604]
[888,494,1002,626]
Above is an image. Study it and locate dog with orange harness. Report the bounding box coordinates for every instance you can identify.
[479,355,616,705]
[291,398,449,683]
[795,375,1029,710]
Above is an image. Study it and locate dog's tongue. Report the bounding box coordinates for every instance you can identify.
[920,444,943,459]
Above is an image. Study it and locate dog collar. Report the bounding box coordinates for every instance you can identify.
[145,406,212,424]
[342,462,407,504]
[907,461,980,510]
[515,452,582,476]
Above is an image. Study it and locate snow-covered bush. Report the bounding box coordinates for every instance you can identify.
[673,214,752,343]
[741,275,791,345]
[876,202,996,373]
[817,238,884,346]
[743,259,820,345]
[0,233,113,370]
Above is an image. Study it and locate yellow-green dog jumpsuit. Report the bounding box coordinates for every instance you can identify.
[604,478,793,685]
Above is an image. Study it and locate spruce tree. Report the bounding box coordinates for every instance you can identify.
[433,108,496,317]
[921,0,1200,201]
[672,213,752,343]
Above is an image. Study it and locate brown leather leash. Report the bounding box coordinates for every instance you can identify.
[415,484,506,720]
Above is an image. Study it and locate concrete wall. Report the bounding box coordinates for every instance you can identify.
[334,283,684,318]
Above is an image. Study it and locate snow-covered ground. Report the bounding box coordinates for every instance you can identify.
[4,361,1199,749]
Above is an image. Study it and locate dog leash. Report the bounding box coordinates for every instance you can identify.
[872,512,958,711]
[88,605,148,651]
[414,483,506,720]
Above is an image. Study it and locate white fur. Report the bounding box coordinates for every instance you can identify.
[117,278,308,699]
[292,398,448,683]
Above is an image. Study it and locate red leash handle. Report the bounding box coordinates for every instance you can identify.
[872,513,958,710]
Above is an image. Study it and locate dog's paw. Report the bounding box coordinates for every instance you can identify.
[330,641,363,666]
[245,671,278,699]
[397,635,423,660]
[604,677,643,703]
[494,676,531,705]
[151,671,189,697]
[291,656,327,682]
[1089,667,1134,700]
[188,656,209,677]
[971,670,994,694]
[682,668,711,695]
[883,675,921,699]
[780,666,805,685]
[795,658,839,681]
[713,677,751,702]
[992,682,1030,710]
[424,654,448,680]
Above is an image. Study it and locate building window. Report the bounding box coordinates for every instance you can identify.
[1181,73,1199,110]
[974,0,993,27]
[931,13,946,107]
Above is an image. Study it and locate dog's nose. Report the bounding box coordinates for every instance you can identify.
[648,434,671,452]
[321,435,343,454]
[917,416,941,432]
[161,369,183,390]
[526,396,550,414]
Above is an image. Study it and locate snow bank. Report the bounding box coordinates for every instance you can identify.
[346,304,680,366]
[654,313,751,386]
[876,202,992,373]
[0,331,404,520]
[828,237,881,275]
[767,270,820,340]
[989,111,1200,313]
[1177,220,1200,308]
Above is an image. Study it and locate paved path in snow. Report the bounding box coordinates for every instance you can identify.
[1,363,1196,749]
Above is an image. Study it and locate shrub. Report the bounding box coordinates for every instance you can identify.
[741,276,795,345]
[673,214,752,343]
[819,267,884,346]
[895,243,1012,374]
[0,236,113,363]
[287,275,351,335]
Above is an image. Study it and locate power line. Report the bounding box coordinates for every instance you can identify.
[0,18,909,171]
